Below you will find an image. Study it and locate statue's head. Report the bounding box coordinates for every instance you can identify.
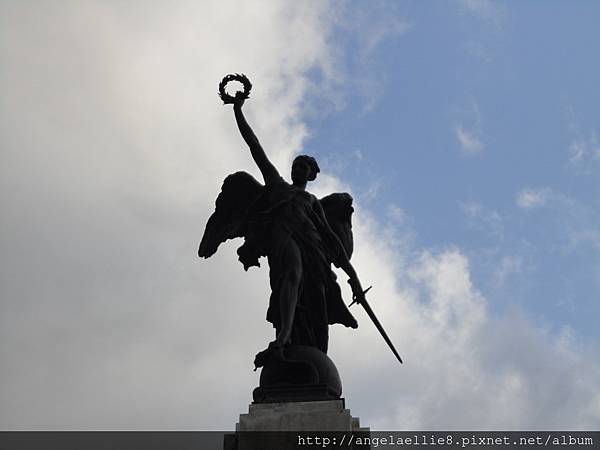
[291,154,320,185]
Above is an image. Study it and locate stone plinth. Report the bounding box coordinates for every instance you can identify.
[239,399,361,431]
[223,399,369,449]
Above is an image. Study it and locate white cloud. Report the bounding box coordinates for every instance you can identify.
[387,204,407,224]
[516,188,550,209]
[457,0,506,28]
[565,109,600,173]
[515,187,600,253]
[454,101,484,157]
[331,2,410,113]
[1,1,600,432]
[460,200,483,218]
[460,200,503,238]
[362,180,383,202]
[493,255,523,287]
[455,125,483,156]
[567,132,600,170]
[333,232,600,429]
[456,1,506,68]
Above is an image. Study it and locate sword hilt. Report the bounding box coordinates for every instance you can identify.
[349,285,372,307]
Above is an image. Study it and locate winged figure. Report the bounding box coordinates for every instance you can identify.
[199,84,367,369]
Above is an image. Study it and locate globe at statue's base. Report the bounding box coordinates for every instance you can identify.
[253,345,342,403]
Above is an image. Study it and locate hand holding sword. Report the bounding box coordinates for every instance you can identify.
[348,276,403,364]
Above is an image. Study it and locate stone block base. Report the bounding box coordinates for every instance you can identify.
[224,399,369,449]
[252,383,339,403]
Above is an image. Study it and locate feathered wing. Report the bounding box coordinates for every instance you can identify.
[319,192,354,259]
[318,192,358,330]
[198,171,263,258]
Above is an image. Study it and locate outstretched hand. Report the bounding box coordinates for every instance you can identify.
[221,91,246,107]
[232,92,246,108]
[219,73,252,107]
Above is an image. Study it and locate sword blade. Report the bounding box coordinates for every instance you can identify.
[360,295,403,364]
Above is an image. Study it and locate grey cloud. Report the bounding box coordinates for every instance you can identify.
[0,0,334,429]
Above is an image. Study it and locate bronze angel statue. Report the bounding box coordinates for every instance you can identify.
[199,74,371,372]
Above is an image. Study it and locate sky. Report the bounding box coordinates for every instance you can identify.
[1,0,600,430]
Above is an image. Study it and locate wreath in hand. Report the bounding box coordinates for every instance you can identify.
[218,73,252,104]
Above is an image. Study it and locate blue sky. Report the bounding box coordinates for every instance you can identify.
[307,1,600,342]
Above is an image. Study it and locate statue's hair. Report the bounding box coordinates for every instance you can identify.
[293,154,320,181]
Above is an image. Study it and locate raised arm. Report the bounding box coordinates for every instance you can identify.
[233,98,280,185]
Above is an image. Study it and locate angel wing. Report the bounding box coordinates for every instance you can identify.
[198,171,263,258]
[319,192,354,259]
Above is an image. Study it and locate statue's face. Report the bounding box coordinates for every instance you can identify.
[291,160,313,184]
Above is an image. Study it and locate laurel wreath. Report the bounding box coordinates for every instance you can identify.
[218,73,252,104]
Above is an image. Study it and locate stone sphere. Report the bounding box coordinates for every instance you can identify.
[259,345,342,397]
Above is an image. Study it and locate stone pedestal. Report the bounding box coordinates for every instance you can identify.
[238,399,364,431]
[224,399,369,449]
[224,346,369,449]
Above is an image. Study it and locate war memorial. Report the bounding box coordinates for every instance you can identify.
[199,75,402,449]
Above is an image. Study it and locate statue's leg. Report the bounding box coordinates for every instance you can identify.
[275,236,302,347]
[254,234,303,369]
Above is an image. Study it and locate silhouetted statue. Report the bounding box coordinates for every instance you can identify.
[199,75,400,401]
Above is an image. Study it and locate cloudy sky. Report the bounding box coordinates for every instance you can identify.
[1,1,600,430]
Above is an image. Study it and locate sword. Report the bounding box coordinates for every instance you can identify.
[350,285,403,364]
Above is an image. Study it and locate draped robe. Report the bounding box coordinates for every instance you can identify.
[236,178,358,353]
